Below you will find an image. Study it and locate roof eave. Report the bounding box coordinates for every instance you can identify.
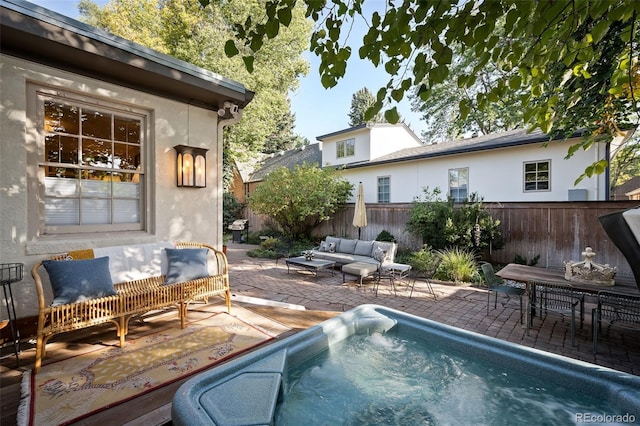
[0,0,254,111]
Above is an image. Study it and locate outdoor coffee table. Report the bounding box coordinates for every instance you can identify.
[285,257,335,277]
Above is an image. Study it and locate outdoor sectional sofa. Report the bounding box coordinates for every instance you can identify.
[311,236,397,266]
[31,241,230,373]
[311,237,398,285]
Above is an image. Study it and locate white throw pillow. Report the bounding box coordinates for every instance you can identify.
[373,247,386,262]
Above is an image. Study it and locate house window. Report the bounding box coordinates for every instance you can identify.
[39,92,146,234]
[336,138,355,158]
[449,168,468,202]
[378,176,390,203]
[524,160,550,191]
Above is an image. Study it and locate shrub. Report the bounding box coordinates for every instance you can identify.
[407,245,439,274]
[405,187,503,254]
[393,246,414,264]
[435,247,480,283]
[222,192,244,230]
[375,230,396,242]
[247,163,352,239]
[247,235,314,259]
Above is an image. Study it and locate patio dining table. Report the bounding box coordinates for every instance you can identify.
[496,263,640,297]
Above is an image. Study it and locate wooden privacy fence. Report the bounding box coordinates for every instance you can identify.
[243,201,638,280]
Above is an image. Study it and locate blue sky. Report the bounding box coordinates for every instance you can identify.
[29,0,427,143]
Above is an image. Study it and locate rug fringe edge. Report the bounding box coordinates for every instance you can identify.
[17,369,32,426]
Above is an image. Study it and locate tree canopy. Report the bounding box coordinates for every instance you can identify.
[80,0,312,163]
[348,87,382,126]
[411,42,526,142]
[247,163,353,239]
[206,0,640,180]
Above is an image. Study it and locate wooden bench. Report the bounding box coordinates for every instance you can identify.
[31,241,230,373]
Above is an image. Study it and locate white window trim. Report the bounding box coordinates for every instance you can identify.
[26,84,153,240]
[523,159,551,193]
[377,175,390,203]
[448,167,469,203]
[336,138,355,159]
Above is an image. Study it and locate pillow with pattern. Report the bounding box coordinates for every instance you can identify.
[373,247,386,263]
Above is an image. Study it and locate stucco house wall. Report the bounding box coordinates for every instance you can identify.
[319,123,423,167]
[338,137,610,203]
[0,0,252,319]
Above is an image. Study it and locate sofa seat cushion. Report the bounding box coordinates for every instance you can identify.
[312,251,378,265]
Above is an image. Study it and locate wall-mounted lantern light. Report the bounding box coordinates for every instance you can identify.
[173,144,208,188]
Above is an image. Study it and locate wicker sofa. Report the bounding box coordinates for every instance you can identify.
[311,236,397,266]
[31,241,230,373]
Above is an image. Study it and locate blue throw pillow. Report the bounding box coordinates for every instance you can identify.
[42,256,116,306]
[164,248,209,284]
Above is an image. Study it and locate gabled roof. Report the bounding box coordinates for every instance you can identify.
[341,128,586,169]
[0,0,254,111]
[317,122,422,144]
[245,144,322,183]
[612,176,640,199]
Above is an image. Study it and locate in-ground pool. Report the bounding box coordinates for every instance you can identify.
[172,305,640,425]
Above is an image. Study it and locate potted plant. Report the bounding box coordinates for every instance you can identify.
[222,233,231,254]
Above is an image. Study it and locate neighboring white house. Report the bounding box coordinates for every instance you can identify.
[0,0,253,318]
[318,125,633,203]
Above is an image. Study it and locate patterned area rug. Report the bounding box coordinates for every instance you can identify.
[18,312,280,426]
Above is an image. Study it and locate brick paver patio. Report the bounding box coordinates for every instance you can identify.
[226,243,640,376]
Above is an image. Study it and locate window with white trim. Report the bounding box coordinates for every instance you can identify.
[336,138,355,158]
[524,160,550,192]
[377,176,390,203]
[38,91,146,234]
[448,168,468,202]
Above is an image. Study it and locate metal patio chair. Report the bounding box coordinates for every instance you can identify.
[407,258,440,301]
[482,262,525,324]
[592,291,640,353]
[528,280,584,346]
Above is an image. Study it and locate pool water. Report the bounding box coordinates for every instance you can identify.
[276,331,614,425]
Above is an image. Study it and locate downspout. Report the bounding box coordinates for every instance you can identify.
[605,141,611,200]
[216,110,243,249]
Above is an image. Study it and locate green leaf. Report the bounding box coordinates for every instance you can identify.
[590,19,610,43]
[430,64,449,84]
[242,55,254,73]
[266,19,280,39]
[391,88,404,102]
[509,75,521,90]
[434,46,453,65]
[459,99,470,119]
[277,7,292,26]
[250,35,264,52]
[594,159,609,174]
[321,73,335,88]
[224,40,239,57]
[385,58,400,74]
[384,107,400,123]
